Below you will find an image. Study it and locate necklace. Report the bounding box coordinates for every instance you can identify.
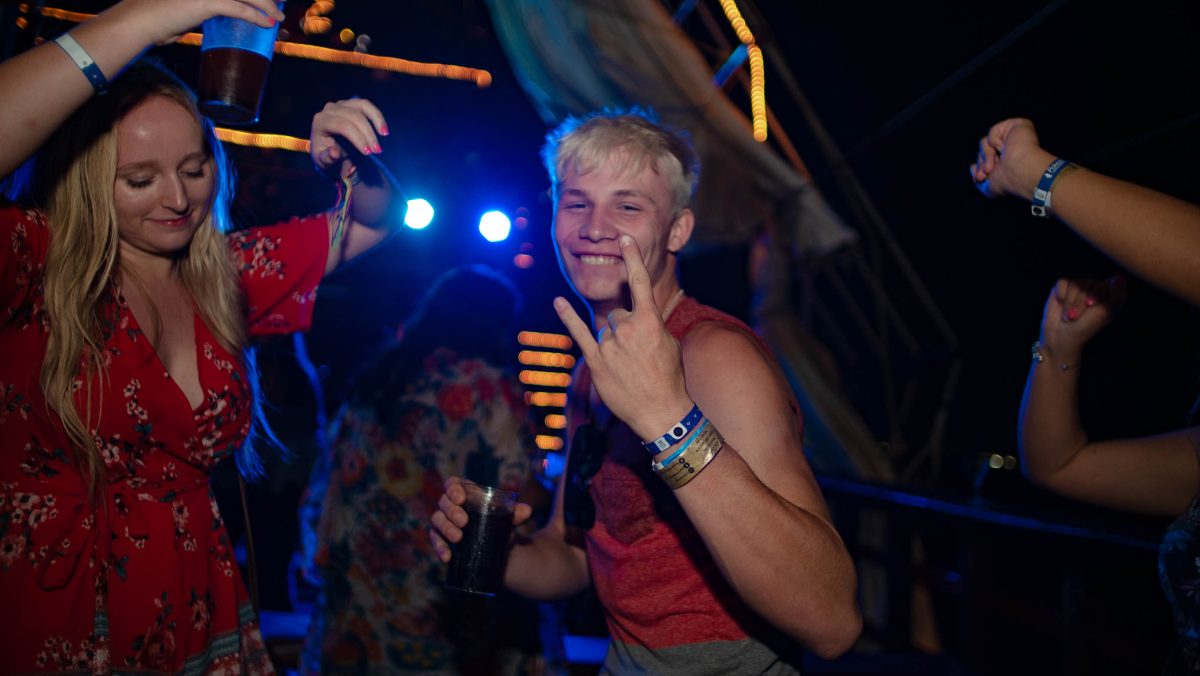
[661,288,686,321]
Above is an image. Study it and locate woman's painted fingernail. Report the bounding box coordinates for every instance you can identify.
[379,124,389,136]
[1066,307,1080,320]
[363,145,373,155]
[373,143,383,154]
[1085,297,1096,307]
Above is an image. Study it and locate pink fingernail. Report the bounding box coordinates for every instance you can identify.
[1066,308,1080,320]
[379,124,389,136]
[1085,297,1096,307]
[362,145,373,155]
[373,143,383,154]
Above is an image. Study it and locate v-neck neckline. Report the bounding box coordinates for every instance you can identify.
[113,287,208,414]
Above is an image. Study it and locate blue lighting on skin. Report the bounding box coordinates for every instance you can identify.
[478,210,511,242]
[404,198,434,229]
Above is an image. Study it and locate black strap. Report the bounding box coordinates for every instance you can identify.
[237,474,261,611]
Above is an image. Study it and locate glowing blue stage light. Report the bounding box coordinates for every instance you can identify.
[478,210,511,242]
[404,199,434,229]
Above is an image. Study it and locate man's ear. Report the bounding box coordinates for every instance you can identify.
[667,208,695,254]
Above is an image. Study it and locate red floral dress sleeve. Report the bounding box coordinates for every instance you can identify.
[228,212,329,336]
[0,201,49,330]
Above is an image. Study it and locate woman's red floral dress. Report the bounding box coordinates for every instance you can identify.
[0,203,328,674]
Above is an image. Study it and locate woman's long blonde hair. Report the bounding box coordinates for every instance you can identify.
[27,61,264,491]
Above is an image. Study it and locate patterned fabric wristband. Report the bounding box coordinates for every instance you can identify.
[54,33,108,95]
[658,424,724,490]
[642,404,703,454]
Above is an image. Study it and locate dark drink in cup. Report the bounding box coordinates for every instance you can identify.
[198,48,272,126]
[198,2,284,126]
[445,482,516,597]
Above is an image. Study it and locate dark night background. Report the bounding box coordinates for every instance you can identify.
[5,0,1198,503]
[3,1,1200,671]
[200,0,1200,491]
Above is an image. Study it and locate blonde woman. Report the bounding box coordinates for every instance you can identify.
[0,0,400,671]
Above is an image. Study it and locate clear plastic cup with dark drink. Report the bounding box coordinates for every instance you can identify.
[445,481,517,597]
[198,2,284,126]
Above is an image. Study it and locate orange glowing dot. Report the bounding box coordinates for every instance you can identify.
[526,391,568,408]
[339,28,355,44]
[302,16,332,34]
[513,253,534,269]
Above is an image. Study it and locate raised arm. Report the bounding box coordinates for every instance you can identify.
[307,98,399,274]
[971,118,1200,307]
[553,235,861,658]
[1018,277,1200,516]
[0,0,284,179]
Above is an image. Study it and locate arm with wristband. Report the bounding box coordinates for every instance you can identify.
[552,235,861,659]
[0,0,284,180]
[971,117,1200,307]
[1019,275,1200,517]
[308,99,399,274]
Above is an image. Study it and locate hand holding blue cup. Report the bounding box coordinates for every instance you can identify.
[198,1,285,126]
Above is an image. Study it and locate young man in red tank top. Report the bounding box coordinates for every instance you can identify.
[432,109,861,674]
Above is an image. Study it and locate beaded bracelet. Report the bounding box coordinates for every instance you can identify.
[656,424,724,490]
[1031,340,1078,371]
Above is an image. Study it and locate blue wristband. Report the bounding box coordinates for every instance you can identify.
[652,419,710,472]
[1031,158,1072,218]
[54,33,108,95]
[642,404,703,454]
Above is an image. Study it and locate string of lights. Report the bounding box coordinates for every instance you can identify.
[214,128,309,153]
[29,6,491,86]
[716,0,767,141]
[517,331,574,450]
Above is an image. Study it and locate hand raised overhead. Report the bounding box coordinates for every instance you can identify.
[311,98,388,180]
[1038,275,1127,359]
[553,235,694,441]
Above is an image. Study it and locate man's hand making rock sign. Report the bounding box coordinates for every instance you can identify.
[553,235,695,442]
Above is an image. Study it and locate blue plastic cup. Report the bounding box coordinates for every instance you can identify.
[198,2,285,126]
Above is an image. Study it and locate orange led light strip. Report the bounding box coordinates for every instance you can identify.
[519,371,571,388]
[525,392,568,408]
[215,128,309,152]
[518,350,576,369]
[717,0,767,141]
[517,331,573,351]
[35,7,492,87]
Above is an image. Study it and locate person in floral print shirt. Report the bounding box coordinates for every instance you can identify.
[300,265,543,674]
[0,0,404,672]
